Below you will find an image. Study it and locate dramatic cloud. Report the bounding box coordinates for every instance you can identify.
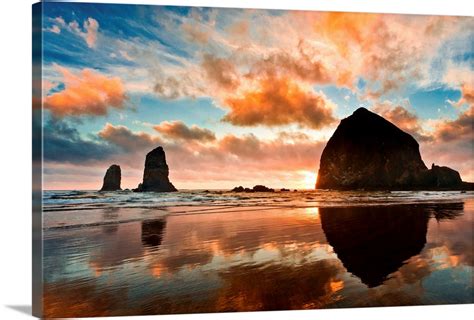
[44,66,127,117]
[153,121,216,142]
[223,77,336,129]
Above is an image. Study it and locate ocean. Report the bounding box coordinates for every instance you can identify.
[40,190,474,317]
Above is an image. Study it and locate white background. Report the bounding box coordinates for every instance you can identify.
[0,0,472,319]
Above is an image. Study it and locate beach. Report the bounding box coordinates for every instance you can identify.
[40,190,474,317]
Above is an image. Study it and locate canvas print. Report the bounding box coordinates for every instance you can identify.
[32,1,474,318]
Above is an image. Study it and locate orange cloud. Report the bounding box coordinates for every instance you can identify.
[153,121,216,142]
[223,76,336,129]
[311,12,464,97]
[44,66,126,117]
[316,12,378,58]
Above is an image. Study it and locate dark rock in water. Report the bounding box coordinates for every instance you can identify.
[316,107,468,190]
[425,164,463,188]
[100,164,121,191]
[280,188,290,192]
[231,185,275,192]
[252,185,275,192]
[135,147,177,192]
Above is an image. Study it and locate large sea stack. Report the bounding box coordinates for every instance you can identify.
[316,107,468,190]
[100,164,122,191]
[135,146,177,192]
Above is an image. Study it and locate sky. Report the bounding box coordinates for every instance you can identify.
[38,2,474,190]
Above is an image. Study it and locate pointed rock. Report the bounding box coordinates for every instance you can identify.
[135,146,177,192]
[100,165,121,191]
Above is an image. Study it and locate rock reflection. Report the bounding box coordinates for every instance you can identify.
[41,201,471,317]
[320,205,428,287]
[141,219,167,249]
[426,202,464,221]
[320,203,465,287]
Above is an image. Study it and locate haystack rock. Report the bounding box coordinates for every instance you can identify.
[100,164,121,191]
[316,107,467,190]
[135,146,177,192]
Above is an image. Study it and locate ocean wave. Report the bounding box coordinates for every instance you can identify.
[42,189,474,212]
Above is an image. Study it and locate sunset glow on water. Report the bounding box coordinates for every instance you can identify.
[41,191,473,317]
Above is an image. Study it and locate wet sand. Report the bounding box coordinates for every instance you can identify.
[41,198,473,317]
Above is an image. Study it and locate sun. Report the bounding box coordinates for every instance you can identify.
[302,171,317,190]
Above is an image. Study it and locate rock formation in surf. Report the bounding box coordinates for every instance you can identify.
[231,185,275,192]
[316,107,469,190]
[135,146,177,192]
[100,164,121,191]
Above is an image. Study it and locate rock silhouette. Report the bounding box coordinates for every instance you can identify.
[100,165,121,191]
[426,164,463,188]
[316,107,468,190]
[135,147,177,192]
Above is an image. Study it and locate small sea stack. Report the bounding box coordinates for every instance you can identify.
[100,164,122,191]
[135,146,177,192]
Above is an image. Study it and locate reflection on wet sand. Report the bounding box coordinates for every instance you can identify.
[320,205,430,287]
[42,201,473,317]
[141,219,167,248]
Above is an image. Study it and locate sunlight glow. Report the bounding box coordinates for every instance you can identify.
[302,171,317,189]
